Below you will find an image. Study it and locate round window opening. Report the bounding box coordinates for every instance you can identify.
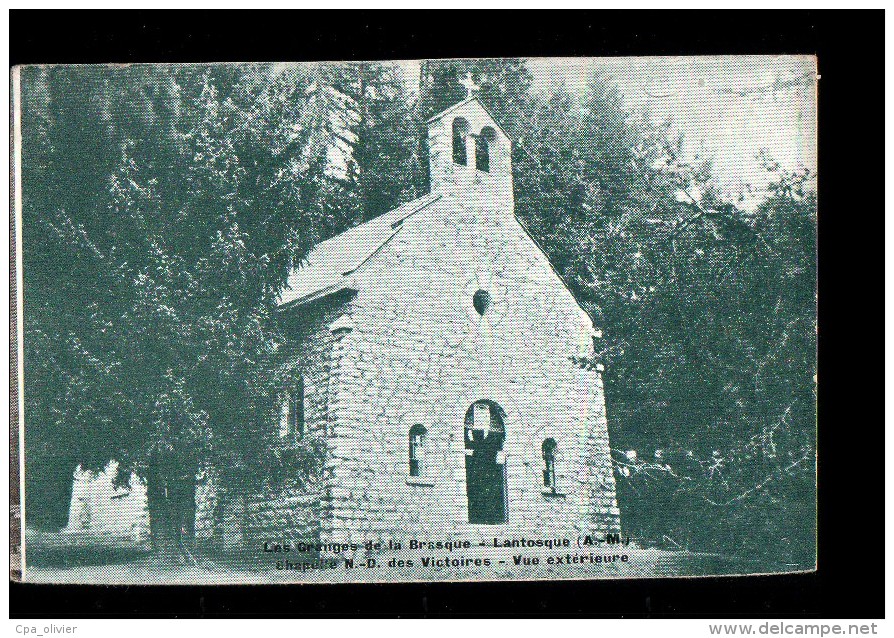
[472,289,491,316]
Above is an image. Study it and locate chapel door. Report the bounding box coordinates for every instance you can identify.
[464,401,507,524]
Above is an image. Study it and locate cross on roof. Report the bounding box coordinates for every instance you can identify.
[459,72,480,99]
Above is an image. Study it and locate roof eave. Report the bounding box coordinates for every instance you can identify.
[425,97,477,123]
[276,284,358,312]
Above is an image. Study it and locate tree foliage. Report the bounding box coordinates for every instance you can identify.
[20,62,419,549]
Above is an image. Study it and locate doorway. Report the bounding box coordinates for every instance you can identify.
[464,400,507,524]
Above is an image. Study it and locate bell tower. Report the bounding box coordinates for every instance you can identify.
[426,74,514,217]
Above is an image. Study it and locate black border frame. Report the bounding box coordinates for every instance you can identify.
[10,9,884,619]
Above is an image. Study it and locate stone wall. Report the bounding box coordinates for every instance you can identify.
[243,482,323,547]
[315,195,620,551]
[64,463,221,550]
[61,458,324,554]
[64,462,150,547]
[272,292,355,549]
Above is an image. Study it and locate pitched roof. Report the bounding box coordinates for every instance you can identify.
[425,96,478,123]
[277,192,441,308]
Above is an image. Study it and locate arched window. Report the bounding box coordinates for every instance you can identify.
[542,438,557,489]
[452,118,469,166]
[476,126,497,173]
[281,377,305,439]
[409,424,427,477]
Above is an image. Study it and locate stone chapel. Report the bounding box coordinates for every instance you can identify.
[61,93,620,553]
[271,94,620,548]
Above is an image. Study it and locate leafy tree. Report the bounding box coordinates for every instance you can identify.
[21,65,180,530]
[21,61,423,558]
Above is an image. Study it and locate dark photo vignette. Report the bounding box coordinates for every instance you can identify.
[9,9,882,620]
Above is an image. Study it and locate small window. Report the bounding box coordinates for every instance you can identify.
[281,378,305,439]
[409,424,427,477]
[279,397,291,438]
[542,438,557,489]
[452,118,469,166]
[472,289,491,316]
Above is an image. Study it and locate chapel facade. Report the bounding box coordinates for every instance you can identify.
[271,95,621,548]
